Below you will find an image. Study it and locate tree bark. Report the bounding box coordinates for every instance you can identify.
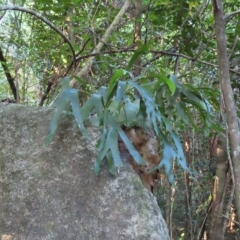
[133,0,142,78]
[212,0,240,223]
[209,136,228,240]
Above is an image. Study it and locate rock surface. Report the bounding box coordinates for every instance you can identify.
[0,104,170,240]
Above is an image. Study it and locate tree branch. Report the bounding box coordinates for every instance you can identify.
[68,46,240,77]
[0,46,17,100]
[150,50,240,75]
[224,9,240,22]
[133,0,142,78]
[70,0,132,88]
[0,5,76,66]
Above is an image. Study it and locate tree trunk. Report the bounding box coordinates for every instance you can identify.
[209,136,228,240]
[133,0,142,78]
[184,134,192,240]
[212,0,240,223]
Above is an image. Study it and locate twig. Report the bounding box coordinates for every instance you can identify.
[76,38,91,57]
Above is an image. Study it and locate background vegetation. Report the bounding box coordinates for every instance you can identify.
[0,0,239,239]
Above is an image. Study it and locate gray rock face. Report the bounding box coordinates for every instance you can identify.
[0,104,170,240]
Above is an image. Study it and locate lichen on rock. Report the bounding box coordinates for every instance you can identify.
[0,103,169,240]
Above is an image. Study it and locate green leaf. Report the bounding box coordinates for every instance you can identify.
[152,74,176,94]
[62,76,71,90]
[169,74,182,88]
[118,129,146,165]
[91,93,105,123]
[108,99,120,113]
[97,129,113,164]
[184,106,198,130]
[96,124,108,152]
[127,80,167,134]
[183,97,207,111]
[184,83,202,96]
[171,131,189,171]
[45,91,69,144]
[108,128,123,167]
[118,99,140,126]
[97,86,108,102]
[72,75,88,87]
[68,89,88,137]
[182,88,204,105]
[106,69,125,106]
[106,151,117,175]
[159,140,176,184]
[94,160,101,174]
[155,86,166,107]
[96,125,123,170]
[176,102,188,124]
[80,97,95,121]
[108,69,124,93]
[116,81,127,102]
[127,44,149,71]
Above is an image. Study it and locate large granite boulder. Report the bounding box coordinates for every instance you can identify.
[0,104,170,240]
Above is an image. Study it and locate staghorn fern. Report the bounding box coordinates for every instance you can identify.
[46,72,217,183]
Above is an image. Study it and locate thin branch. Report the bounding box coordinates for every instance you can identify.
[196,200,212,240]
[0,5,76,66]
[133,0,142,78]
[39,80,54,106]
[39,61,74,106]
[0,9,6,20]
[150,50,240,75]
[73,47,240,77]
[70,0,132,88]
[76,47,135,60]
[228,36,239,60]
[222,124,236,230]
[224,9,240,22]
[76,38,91,57]
[0,46,17,100]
